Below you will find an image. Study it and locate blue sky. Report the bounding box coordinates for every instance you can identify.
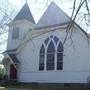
[0,0,90,61]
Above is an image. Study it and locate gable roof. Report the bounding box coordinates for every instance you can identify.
[37,2,70,27]
[13,3,35,24]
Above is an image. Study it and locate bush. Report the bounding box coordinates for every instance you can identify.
[0,65,5,80]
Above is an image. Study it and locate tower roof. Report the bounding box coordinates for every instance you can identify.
[13,3,35,24]
[37,2,70,27]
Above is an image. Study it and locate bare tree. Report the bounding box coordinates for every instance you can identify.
[0,0,15,60]
[62,0,90,45]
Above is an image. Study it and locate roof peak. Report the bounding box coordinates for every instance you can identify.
[49,1,57,6]
[37,1,70,27]
[13,3,35,24]
[25,0,28,4]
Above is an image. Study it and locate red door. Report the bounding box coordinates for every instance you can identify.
[10,64,17,80]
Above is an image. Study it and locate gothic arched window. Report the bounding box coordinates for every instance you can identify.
[47,40,55,70]
[39,44,45,71]
[39,35,63,71]
[57,42,63,70]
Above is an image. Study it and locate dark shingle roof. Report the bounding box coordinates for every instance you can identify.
[13,3,35,24]
[8,54,20,64]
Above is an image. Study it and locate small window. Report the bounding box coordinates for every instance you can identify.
[12,27,19,39]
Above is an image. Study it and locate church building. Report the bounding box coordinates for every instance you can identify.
[2,2,90,83]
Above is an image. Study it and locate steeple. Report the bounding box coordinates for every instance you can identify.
[13,3,35,24]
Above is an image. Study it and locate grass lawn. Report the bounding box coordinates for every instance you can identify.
[0,82,90,90]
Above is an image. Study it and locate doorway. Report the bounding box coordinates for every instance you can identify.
[10,64,17,80]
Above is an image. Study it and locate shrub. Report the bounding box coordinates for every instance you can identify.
[0,65,5,80]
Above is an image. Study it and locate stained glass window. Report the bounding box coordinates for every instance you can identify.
[39,44,45,70]
[57,42,63,70]
[47,41,55,70]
